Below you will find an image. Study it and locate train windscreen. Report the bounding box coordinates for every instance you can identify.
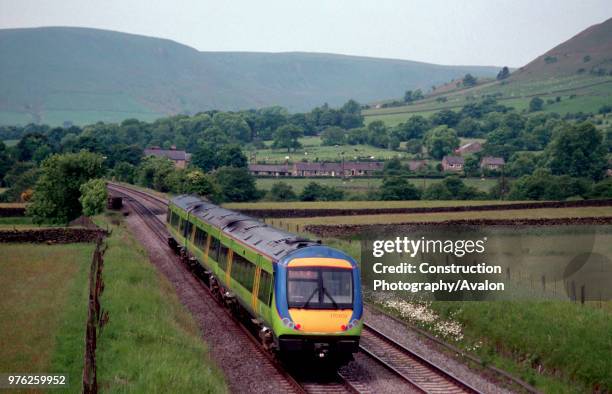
[287,268,353,309]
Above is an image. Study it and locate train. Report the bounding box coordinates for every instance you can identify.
[166,195,363,360]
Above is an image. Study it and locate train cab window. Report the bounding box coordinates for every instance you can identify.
[258,270,273,306]
[287,268,352,309]
[194,227,207,249]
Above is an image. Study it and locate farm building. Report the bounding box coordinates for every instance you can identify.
[480,156,505,170]
[248,164,292,177]
[144,146,190,169]
[454,141,482,155]
[442,156,464,172]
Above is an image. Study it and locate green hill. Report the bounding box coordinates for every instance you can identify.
[364,17,612,125]
[0,27,499,126]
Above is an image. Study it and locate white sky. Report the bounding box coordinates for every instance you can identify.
[0,0,610,67]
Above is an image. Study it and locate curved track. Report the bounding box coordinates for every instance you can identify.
[107,183,360,393]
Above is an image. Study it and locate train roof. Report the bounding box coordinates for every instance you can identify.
[170,195,320,260]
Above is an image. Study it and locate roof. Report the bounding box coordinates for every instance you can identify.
[481,156,505,165]
[171,195,319,260]
[344,161,384,171]
[144,147,188,161]
[294,162,343,172]
[443,155,464,165]
[248,164,291,172]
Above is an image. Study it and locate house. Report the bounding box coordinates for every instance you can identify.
[480,156,505,171]
[248,164,292,177]
[341,161,384,176]
[293,162,343,177]
[454,141,482,156]
[144,146,190,168]
[441,156,464,172]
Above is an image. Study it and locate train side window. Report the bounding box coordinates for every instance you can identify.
[210,237,221,262]
[171,212,180,229]
[231,254,255,292]
[178,218,184,233]
[258,270,272,305]
[184,220,193,239]
[218,244,229,271]
[194,226,207,249]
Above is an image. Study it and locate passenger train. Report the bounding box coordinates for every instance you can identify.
[166,195,363,360]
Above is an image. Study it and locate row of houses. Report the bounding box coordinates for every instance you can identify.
[248,161,392,177]
[442,155,506,172]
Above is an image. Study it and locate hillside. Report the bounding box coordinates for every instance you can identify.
[513,17,612,80]
[0,27,499,126]
[363,17,612,125]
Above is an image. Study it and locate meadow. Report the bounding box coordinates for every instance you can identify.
[224,199,519,210]
[0,214,226,393]
[0,243,95,387]
[363,74,612,125]
[255,176,498,195]
[278,206,612,226]
[247,135,403,163]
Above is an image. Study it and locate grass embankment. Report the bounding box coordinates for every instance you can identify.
[255,176,497,195]
[92,213,226,393]
[280,206,612,226]
[0,243,95,388]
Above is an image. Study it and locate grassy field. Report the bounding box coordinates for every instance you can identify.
[364,75,612,125]
[247,135,403,163]
[255,176,497,195]
[224,200,521,210]
[93,213,226,393]
[0,243,95,387]
[279,206,612,226]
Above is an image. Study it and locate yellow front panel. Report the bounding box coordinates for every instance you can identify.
[288,258,352,269]
[288,309,352,333]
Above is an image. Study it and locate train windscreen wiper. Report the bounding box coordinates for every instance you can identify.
[322,287,338,308]
[301,287,319,309]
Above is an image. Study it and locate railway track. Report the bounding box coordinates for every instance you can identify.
[360,323,480,393]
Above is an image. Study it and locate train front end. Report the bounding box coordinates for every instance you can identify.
[272,246,363,360]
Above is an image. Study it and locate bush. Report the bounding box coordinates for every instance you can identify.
[267,182,297,201]
[300,182,344,201]
[79,178,108,217]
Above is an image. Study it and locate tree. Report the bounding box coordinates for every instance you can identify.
[404,89,424,103]
[321,126,346,146]
[395,115,430,140]
[529,97,544,112]
[380,177,420,200]
[300,182,344,201]
[422,176,484,200]
[214,167,258,202]
[112,162,136,183]
[192,143,219,172]
[268,182,297,201]
[27,151,105,224]
[546,122,607,180]
[423,125,460,159]
[183,170,220,201]
[3,162,40,202]
[462,74,477,87]
[79,178,108,217]
[496,66,510,80]
[463,156,481,177]
[137,156,175,191]
[0,141,14,185]
[590,178,612,199]
[272,124,303,152]
[508,169,590,200]
[15,133,52,162]
[218,144,247,168]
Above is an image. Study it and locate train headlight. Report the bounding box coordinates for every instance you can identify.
[281,317,295,329]
[345,319,360,330]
